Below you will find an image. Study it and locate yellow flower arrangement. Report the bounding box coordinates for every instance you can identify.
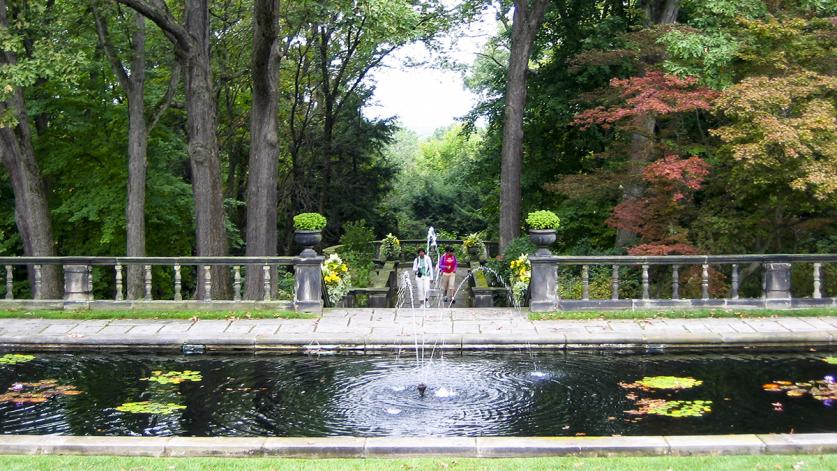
[322,254,352,304]
[510,254,531,304]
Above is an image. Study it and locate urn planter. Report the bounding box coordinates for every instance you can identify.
[529,229,556,256]
[294,230,322,257]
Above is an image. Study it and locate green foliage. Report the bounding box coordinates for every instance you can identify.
[525,210,561,230]
[115,401,186,414]
[824,357,837,365]
[558,267,613,300]
[338,220,375,255]
[459,232,487,261]
[293,213,327,231]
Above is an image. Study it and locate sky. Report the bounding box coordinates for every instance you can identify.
[364,6,499,137]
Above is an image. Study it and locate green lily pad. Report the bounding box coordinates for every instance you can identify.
[626,399,712,417]
[142,370,202,384]
[116,401,186,414]
[0,354,35,365]
[620,376,703,390]
[823,357,837,365]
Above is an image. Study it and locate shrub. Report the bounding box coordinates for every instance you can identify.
[293,212,327,231]
[380,233,401,260]
[339,219,375,255]
[526,210,561,230]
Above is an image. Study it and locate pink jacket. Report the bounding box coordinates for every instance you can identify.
[439,253,458,274]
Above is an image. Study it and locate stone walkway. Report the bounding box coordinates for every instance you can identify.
[1,308,837,350]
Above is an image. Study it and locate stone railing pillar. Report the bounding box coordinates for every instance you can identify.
[764,262,792,303]
[294,256,324,313]
[63,264,92,302]
[529,256,558,312]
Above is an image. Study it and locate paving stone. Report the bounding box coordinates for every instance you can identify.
[67,324,107,334]
[250,324,282,335]
[224,322,255,334]
[666,434,764,455]
[476,436,668,457]
[126,324,164,335]
[277,320,317,333]
[262,437,365,457]
[759,433,837,454]
[40,324,77,334]
[95,325,134,335]
[452,322,481,334]
[419,321,453,334]
[743,320,790,333]
[165,437,266,457]
[53,436,171,457]
[365,437,476,457]
[158,322,195,334]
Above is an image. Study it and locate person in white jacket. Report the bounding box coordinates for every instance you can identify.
[412,248,434,307]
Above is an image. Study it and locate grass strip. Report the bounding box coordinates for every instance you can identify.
[0,454,833,471]
[0,309,315,320]
[529,308,837,321]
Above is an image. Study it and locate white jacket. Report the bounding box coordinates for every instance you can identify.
[412,255,435,281]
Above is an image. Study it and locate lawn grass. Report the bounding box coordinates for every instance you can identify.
[529,307,837,321]
[0,309,315,321]
[0,454,834,470]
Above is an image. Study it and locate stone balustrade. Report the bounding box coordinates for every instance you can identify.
[0,256,324,313]
[529,254,837,312]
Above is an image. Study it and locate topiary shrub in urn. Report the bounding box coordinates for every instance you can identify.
[293,212,327,257]
[526,210,560,256]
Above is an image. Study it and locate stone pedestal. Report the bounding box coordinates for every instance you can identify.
[294,256,324,313]
[529,256,558,312]
[63,265,92,302]
[764,262,792,301]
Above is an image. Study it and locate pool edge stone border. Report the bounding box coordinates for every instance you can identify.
[2,434,837,458]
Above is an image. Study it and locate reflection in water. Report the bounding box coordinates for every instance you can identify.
[0,351,835,437]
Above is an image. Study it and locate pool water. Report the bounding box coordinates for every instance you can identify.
[0,350,835,437]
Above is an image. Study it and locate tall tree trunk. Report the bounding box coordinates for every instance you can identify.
[0,0,60,298]
[184,0,230,299]
[125,13,148,300]
[499,0,549,249]
[244,0,281,300]
[115,0,229,298]
[615,0,679,248]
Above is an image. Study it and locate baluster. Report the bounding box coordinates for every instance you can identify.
[174,264,182,301]
[263,264,271,302]
[144,265,152,301]
[33,265,42,300]
[672,265,680,300]
[701,263,710,300]
[813,263,822,299]
[761,266,768,299]
[233,266,242,302]
[731,264,739,300]
[581,265,589,300]
[611,265,619,300]
[642,264,650,300]
[115,264,123,301]
[203,265,212,302]
[5,265,12,300]
[87,265,94,301]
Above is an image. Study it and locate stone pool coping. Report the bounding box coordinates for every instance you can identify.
[0,311,836,351]
[1,434,836,457]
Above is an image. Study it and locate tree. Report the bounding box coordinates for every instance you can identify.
[92,3,179,299]
[0,0,83,298]
[498,0,548,249]
[243,0,283,300]
[115,0,228,298]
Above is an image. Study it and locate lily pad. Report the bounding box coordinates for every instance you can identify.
[142,370,202,384]
[0,354,35,365]
[619,376,703,391]
[824,357,837,365]
[626,399,712,417]
[0,379,82,404]
[116,401,186,414]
